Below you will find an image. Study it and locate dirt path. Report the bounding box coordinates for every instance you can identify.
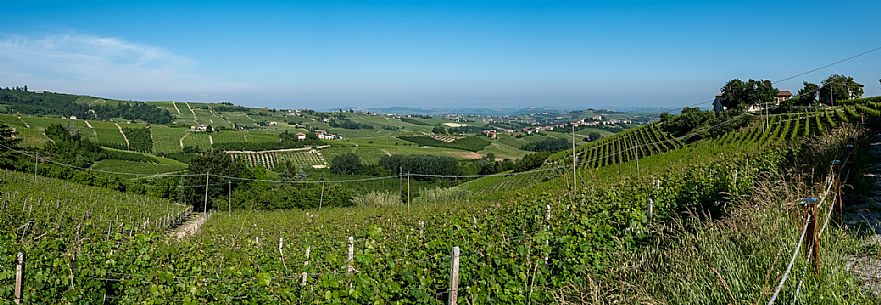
[115,123,130,147]
[172,101,182,115]
[185,101,197,117]
[844,135,881,298]
[83,120,93,128]
[170,212,210,239]
[179,132,189,149]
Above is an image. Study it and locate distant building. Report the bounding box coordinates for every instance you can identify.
[482,130,497,139]
[314,130,336,140]
[190,124,208,132]
[775,91,793,104]
[296,132,307,141]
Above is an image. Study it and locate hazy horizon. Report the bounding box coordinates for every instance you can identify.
[2,0,880,109]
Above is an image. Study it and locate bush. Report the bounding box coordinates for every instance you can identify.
[520,137,569,152]
[330,153,362,175]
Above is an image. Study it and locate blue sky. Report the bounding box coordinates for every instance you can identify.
[1,0,880,109]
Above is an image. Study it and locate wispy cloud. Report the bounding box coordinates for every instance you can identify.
[0,33,245,101]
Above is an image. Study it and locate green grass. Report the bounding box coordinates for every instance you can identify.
[88,120,128,146]
[151,125,187,153]
[91,159,187,175]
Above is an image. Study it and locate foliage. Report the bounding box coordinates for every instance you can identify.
[122,127,153,152]
[329,118,374,129]
[178,150,253,210]
[379,154,460,178]
[820,74,863,104]
[43,123,105,167]
[519,137,570,152]
[398,135,490,152]
[230,182,353,210]
[790,81,820,106]
[513,152,550,172]
[329,152,363,175]
[400,118,431,125]
[352,191,400,207]
[0,119,21,168]
[416,187,472,204]
[718,79,778,111]
[0,88,173,124]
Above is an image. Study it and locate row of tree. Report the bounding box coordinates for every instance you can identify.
[718,74,865,111]
[0,88,173,124]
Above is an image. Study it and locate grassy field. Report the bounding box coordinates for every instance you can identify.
[151,125,187,153]
[91,159,187,175]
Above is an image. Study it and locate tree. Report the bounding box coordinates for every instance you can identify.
[719,79,748,110]
[585,131,602,142]
[0,120,21,169]
[718,79,778,111]
[178,150,252,211]
[819,74,863,105]
[330,153,363,175]
[432,126,447,134]
[792,81,820,106]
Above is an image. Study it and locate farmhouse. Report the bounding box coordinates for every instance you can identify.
[775,91,792,103]
[314,130,337,140]
[190,124,209,132]
[296,132,307,141]
[482,130,497,139]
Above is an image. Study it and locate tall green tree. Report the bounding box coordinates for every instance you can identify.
[791,81,820,106]
[819,74,863,105]
[179,150,252,211]
[718,79,778,111]
[330,153,363,175]
[0,120,21,169]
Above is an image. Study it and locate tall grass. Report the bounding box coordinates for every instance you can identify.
[351,191,400,207]
[415,186,472,204]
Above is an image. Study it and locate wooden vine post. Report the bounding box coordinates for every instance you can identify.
[448,246,460,305]
[802,198,821,274]
[15,251,25,304]
[544,204,551,264]
[646,198,654,225]
[301,246,311,286]
[203,171,209,213]
[832,159,843,217]
[347,236,354,273]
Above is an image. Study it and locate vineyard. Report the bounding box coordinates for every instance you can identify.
[227,148,328,169]
[4,101,881,303]
[398,135,491,152]
[0,169,190,302]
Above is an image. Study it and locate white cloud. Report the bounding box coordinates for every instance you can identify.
[0,33,246,100]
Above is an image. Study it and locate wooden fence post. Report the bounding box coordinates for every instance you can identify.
[803,199,821,274]
[301,246,310,286]
[15,251,24,304]
[544,204,551,264]
[647,198,654,225]
[347,236,354,273]
[448,246,460,305]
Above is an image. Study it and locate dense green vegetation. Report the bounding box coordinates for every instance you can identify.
[122,127,153,152]
[0,88,173,124]
[519,137,570,152]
